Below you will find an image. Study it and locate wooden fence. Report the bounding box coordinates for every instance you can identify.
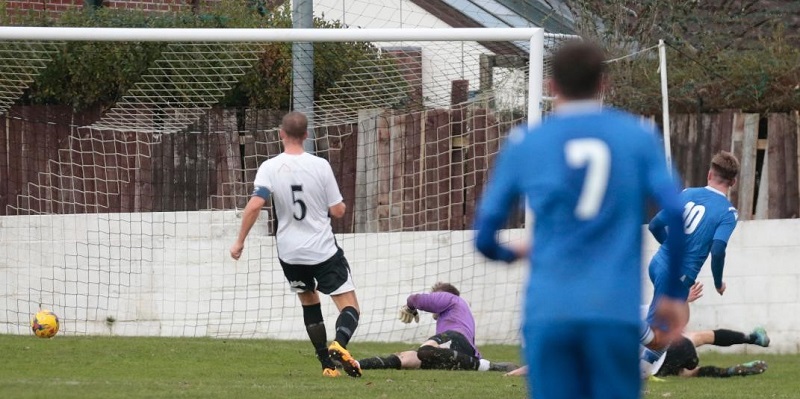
[2,106,799,233]
[670,111,800,220]
[0,105,521,232]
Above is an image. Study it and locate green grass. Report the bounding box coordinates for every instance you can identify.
[0,335,797,398]
[645,352,800,398]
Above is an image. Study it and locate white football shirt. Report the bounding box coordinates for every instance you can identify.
[253,152,343,264]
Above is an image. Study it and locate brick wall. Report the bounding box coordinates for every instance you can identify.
[4,0,71,14]
[4,0,224,18]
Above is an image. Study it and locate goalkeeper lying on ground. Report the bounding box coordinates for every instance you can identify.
[357,282,518,372]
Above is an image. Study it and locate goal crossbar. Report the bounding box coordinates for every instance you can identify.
[0,27,544,43]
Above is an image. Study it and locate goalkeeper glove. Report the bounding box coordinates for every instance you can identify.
[399,305,419,323]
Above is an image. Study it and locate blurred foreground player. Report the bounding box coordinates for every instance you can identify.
[474,41,688,399]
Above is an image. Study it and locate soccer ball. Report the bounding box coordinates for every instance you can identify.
[31,310,60,338]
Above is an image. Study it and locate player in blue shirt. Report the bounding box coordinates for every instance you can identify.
[474,41,688,399]
[641,151,740,370]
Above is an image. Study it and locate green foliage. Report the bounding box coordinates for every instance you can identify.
[2,0,389,112]
[564,0,800,113]
[230,6,384,109]
[645,352,800,399]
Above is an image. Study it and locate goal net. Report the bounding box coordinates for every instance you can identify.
[0,25,576,345]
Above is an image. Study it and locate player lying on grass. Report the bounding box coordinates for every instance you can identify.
[650,326,769,378]
[356,282,518,372]
[507,282,769,379]
[505,326,769,379]
[649,280,769,378]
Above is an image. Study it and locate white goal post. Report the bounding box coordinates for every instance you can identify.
[0,26,576,344]
[0,27,542,42]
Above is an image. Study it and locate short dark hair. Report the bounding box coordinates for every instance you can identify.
[551,40,607,100]
[281,111,308,140]
[431,282,460,296]
[710,151,739,183]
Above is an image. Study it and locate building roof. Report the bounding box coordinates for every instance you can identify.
[409,0,575,55]
[495,0,575,34]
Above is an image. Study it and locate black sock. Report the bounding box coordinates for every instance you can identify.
[697,366,730,378]
[358,355,402,370]
[713,329,749,346]
[334,306,359,348]
[303,303,330,365]
[417,345,480,370]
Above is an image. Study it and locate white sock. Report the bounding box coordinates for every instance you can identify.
[640,358,654,379]
[478,358,491,372]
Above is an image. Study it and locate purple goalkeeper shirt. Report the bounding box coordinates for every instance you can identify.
[406,291,480,358]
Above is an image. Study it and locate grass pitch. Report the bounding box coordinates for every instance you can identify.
[0,334,797,398]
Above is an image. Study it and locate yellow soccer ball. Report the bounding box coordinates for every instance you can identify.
[31,310,60,338]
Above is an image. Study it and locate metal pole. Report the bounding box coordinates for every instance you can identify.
[525,29,544,232]
[659,39,672,169]
[527,30,544,128]
[293,0,315,153]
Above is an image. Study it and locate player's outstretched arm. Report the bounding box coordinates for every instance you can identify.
[648,211,668,244]
[642,132,689,343]
[687,282,704,302]
[405,292,455,315]
[329,201,346,219]
[230,195,266,260]
[642,131,686,300]
[649,189,688,342]
[474,139,522,263]
[322,161,346,219]
[504,365,528,376]
[710,240,727,295]
[474,217,520,263]
[710,211,736,294]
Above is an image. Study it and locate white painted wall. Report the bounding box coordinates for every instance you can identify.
[0,211,525,345]
[671,219,800,355]
[1,212,798,354]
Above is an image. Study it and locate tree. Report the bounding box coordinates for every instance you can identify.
[563,0,800,113]
[3,0,403,112]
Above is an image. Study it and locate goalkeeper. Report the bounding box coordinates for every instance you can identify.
[357,282,518,372]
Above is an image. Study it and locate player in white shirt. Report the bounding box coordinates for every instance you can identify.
[230,111,362,378]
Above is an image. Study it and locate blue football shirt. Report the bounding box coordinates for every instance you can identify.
[651,186,737,282]
[474,102,686,326]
